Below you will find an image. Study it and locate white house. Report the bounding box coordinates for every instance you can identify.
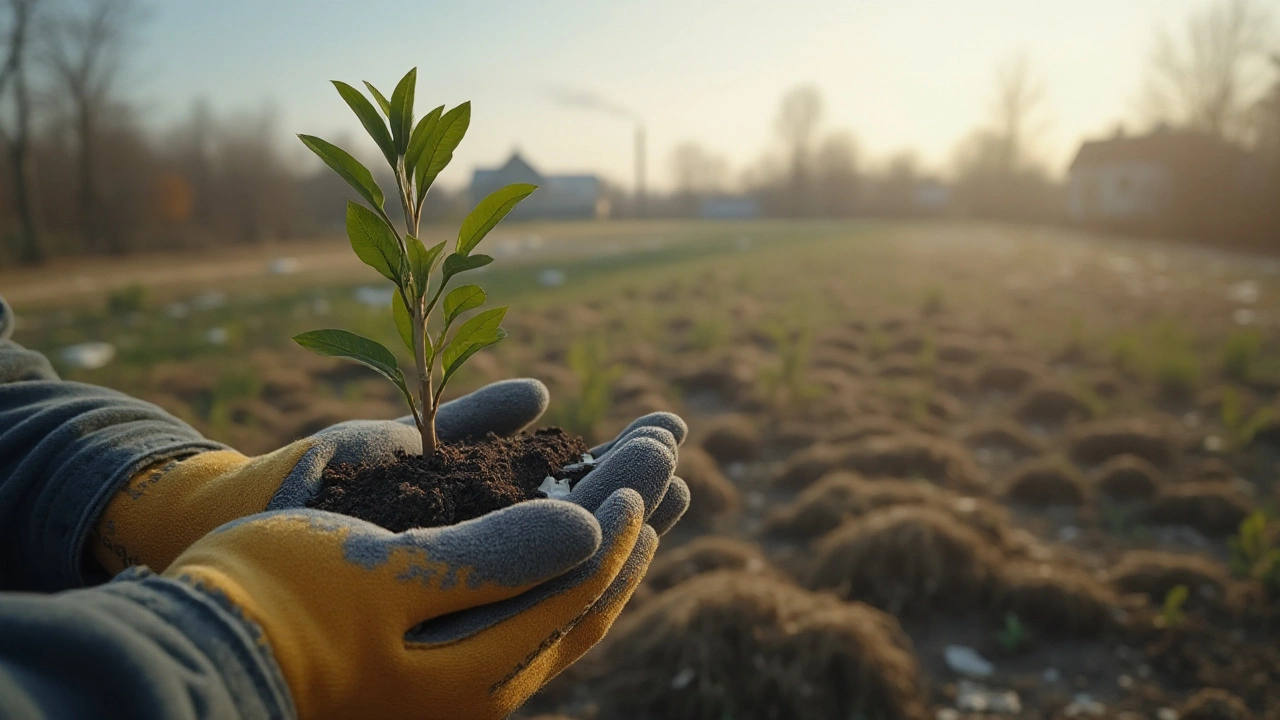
[470,153,607,220]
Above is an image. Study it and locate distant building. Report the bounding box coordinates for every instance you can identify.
[470,152,608,220]
[698,195,760,219]
[1067,126,1250,234]
[912,179,951,215]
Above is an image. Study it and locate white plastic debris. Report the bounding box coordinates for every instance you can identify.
[944,645,994,678]
[1156,708,1178,720]
[538,269,566,287]
[205,327,228,346]
[1043,667,1062,683]
[354,285,395,307]
[1064,693,1106,717]
[670,667,696,689]
[955,680,1021,714]
[60,342,116,370]
[1232,308,1257,325]
[268,257,299,275]
[537,475,572,500]
[311,298,331,316]
[165,302,190,319]
[192,291,226,310]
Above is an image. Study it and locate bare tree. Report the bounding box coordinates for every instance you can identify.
[0,0,46,264]
[669,140,728,197]
[43,0,137,253]
[1141,0,1274,140]
[988,53,1046,175]
[774,84,823,215]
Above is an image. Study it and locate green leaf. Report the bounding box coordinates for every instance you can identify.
[346,202,403,283]
[298,135,385,210]
[292,329,413,407]
[414,102,471,207]
[389,68,416,155]
[440,253,493,284]
[406,105,443,176]
[406,236,446,299]
[443,285,486,325]
[364,81,391,117]
[392,290,415,352]
[457,183,537,255]
[442,307,508,381]
[332,81,396,165]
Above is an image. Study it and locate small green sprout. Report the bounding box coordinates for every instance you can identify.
[995,612,1030,653]
[1229,510,1280,596]
[1220,386,1277,453]
[1157,584,1188,628]
[293,69,536,453]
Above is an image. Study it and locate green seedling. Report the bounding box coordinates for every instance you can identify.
[1229,510,1280,597]
[548,338,624,443]
[996,612,1030,653]
[1220,386,1277,453]
[1157,584,1188,628]
[1221,328,1263,383]
[292,68,536,453]
[758,321,818,408]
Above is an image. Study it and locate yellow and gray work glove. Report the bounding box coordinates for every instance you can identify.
[92,375,688,575]
[165,426,688,720]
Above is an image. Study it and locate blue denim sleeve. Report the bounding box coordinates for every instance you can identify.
[0,567,295,720]
[0,296,227,592]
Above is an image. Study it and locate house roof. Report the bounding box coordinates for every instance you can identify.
[1070,128,1246,171]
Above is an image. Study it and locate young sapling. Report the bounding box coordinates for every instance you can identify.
[292,68,536,455]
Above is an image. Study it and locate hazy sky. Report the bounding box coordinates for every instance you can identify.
[130,0,1276,191]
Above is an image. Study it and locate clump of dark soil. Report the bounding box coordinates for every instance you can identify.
[308,428,587,532]
[807,506,1001,615]
[975,359,1045,394]
[842,434,985,493]
[594,571,931,720]
[1002,456,1088,507]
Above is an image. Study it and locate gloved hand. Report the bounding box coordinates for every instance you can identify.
[92,375,688,578]
[165,427,689,720]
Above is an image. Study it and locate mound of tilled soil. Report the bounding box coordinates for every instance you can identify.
[1069,418,1178,468]
[773,434,985,493]
[1092,453,1163,501]
[1108,550,1232,610]
[1001,456,1089,507]
[594,571,931,720]
[765,472,1011,546]
[309,428,587,531]
[1012,380,1090,425]
[807,506,1001,615]
[675,446,741,526]
[644,536,774,592]
[995,561,1119,636]
[1144,483,1254,536]
[698,414,761,464]
[960,420,1046,460]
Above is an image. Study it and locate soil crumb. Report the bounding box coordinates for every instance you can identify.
[309,428,588,531]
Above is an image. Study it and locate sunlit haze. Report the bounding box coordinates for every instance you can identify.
[128,0,1270,191]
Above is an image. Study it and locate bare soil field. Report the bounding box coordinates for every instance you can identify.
[9,220,1280,720]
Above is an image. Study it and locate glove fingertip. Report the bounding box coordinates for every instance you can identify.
[648,476,690,536]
